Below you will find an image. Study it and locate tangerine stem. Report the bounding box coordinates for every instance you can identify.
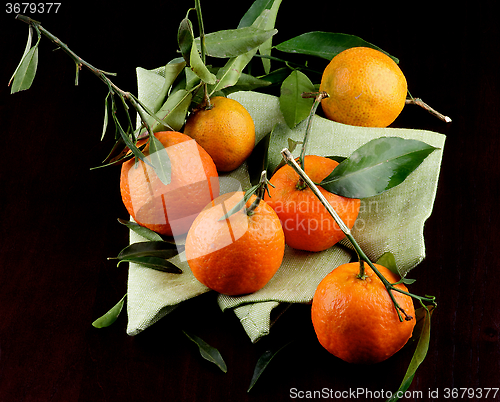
[280,148,437,322]
[246,171,269,216]
[357,259,368,280]
[405,97,452,123]
[298,91,329,178]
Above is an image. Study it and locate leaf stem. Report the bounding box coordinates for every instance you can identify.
[280,148,436,321]
[194,0,212,110]
[246,171,270,216]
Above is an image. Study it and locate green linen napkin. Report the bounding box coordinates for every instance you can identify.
[126,68,446,342]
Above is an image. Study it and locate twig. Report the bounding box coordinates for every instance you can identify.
[406,97,452,123]
[280,148,436,321]
[14,14,168,139]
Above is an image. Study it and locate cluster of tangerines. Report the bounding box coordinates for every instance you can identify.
[120,47,414,364]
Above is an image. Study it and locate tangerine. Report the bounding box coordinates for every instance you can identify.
[120,131,219,237]
[311,262,416,364]
[319,47,407,127]
[264,155,360,252]
[183,96,256,172]
[185,191,285,296]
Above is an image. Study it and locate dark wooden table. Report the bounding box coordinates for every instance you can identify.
[1,3,499,401]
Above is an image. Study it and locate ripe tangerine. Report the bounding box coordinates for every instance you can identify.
[120,131,219,237]
[264,155,360,252]
[184,96,256,172]
[185,191,285,296]
[319,47,407,127]
[311,262,416,364]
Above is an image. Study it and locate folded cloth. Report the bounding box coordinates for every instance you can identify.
[126,68,446,341]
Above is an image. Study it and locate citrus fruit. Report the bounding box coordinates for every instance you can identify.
[120,131,219,237]
[185,191,285,296]
[319,47,407,127]
[311,262,416,364]
[263,155,360,252]
[183,96,256,172]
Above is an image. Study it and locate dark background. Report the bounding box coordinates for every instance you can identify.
[1,2,499,401]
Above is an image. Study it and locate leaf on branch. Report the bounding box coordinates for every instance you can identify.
[218,183,260,221]
[113,241,183,274]
[116,256,182,274]
[208,8,271,95]
[189,41,217,84]
[319,137,438,199]
[115,241,180,259]
[376,251,399,276]
[178,18,195,64]
[238,0,275,28]
[148,134,172,185]
[10,43,39,93]
[279,70,315,128]
[152,60,187,113]
[117,218,164,242]
[9,25,34,87]
[198,26,278,58]
[274,31,399,64]
[101,92,111,140]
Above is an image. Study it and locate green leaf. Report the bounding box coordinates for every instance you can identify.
[116,241,181,260]
[279,70,315,128]
[247,342,292,392]
[152,60,186,113]
[320,137,437,199]
[222,72,272,94]
[183,330,227,373]
[10,44,39,93]
[209,53,253,94]
[9,25,34,87]
[208,8,271,95]
[218,184,260,221]
[178,18,195,63]
[274,31,399,64]
[257,0,282,74]
[148,133,171,185]
[258,66,290,86]
[117,218,164,241]
[189,42,217,84]
[117,256,182,274]
[200,27,277,58]
[113,241,183,274]
[101,92,110,140]
[238,0,275,28]
[114,117,148,167]
[138,89,192,135]
[386,306,434,402]
[92,294,127,328]
[376,252,399,276]
[154,89,192,132]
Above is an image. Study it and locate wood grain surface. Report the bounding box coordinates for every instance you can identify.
[1,3,498,401]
